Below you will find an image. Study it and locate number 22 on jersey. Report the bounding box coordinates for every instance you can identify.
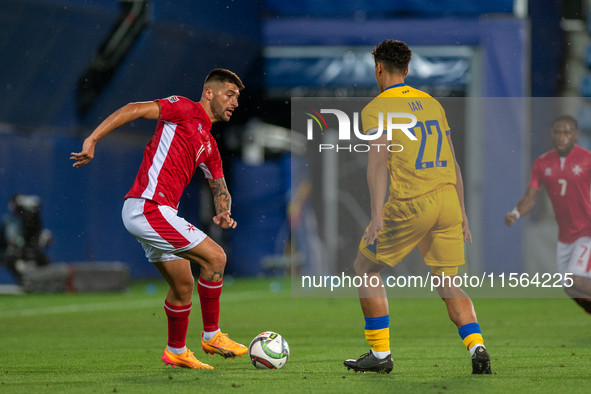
[412,120,447,170]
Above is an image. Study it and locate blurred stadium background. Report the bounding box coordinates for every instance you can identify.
[0,0,588,288]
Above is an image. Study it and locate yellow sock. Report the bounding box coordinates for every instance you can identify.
[364,316,390,352]
[462,333,484,350]
[458,323,485,350]
[365,328,390,351]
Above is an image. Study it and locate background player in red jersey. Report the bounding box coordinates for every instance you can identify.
[71,69,247,369]
[506,115,591,314]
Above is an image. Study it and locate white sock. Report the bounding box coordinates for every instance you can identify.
[203,329,220,342]
[469,344,485,357]
[167,345,186,355]
[371,349,391,359]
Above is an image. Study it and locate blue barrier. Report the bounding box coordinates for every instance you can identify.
[0,132,162,282]
[229,157,289,276]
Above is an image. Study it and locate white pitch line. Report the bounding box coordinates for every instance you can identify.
[0,290,283,318]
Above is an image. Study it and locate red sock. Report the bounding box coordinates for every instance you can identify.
[164,300,192,348]
[197,277,223,332]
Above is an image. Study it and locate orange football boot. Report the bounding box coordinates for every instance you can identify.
[201,332,247,359]
[162,348,213,369]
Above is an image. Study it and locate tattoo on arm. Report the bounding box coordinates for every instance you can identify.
[209,178,231,214]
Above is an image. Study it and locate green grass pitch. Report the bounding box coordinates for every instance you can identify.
[0,277,590,393]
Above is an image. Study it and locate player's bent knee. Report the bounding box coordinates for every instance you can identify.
[173,277,195,300]
[563,285,577,299]
[213,249,227,271]
[202,247,226,273]
[353,256,370,276]
[571,275,591,294]
[353,251,382,276]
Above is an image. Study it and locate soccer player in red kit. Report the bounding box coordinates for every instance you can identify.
[71,69,247,369]
[506,115,591,314]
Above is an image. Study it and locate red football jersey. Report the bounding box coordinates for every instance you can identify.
[529,145,591,243]
[125,96,224,208]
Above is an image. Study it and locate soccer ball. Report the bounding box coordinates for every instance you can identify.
[248,331,290,369]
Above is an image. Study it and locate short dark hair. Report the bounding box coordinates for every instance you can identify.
[372,40,412,75]
[204,68,244,90]
[553,114,578,130]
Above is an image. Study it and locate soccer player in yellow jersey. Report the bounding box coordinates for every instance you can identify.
[343,40,491,375]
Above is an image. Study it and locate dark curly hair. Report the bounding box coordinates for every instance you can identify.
[205,68,244,90]
[372,40,412,75]
[552,114,578,130]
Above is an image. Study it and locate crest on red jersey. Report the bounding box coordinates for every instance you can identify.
[167,95,179,103]
[572,164,583,175]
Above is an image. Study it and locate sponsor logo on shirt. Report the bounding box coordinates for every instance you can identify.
[544,168,552,176]
[167,96,179,103]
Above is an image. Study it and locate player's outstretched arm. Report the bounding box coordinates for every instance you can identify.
[70,101,160,167]
[447,135,472,244]
[364,134,389,246]
[505,186,538,226]
[208,177,237,229]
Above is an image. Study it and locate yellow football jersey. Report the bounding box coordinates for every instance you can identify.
[361,83,456,199]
